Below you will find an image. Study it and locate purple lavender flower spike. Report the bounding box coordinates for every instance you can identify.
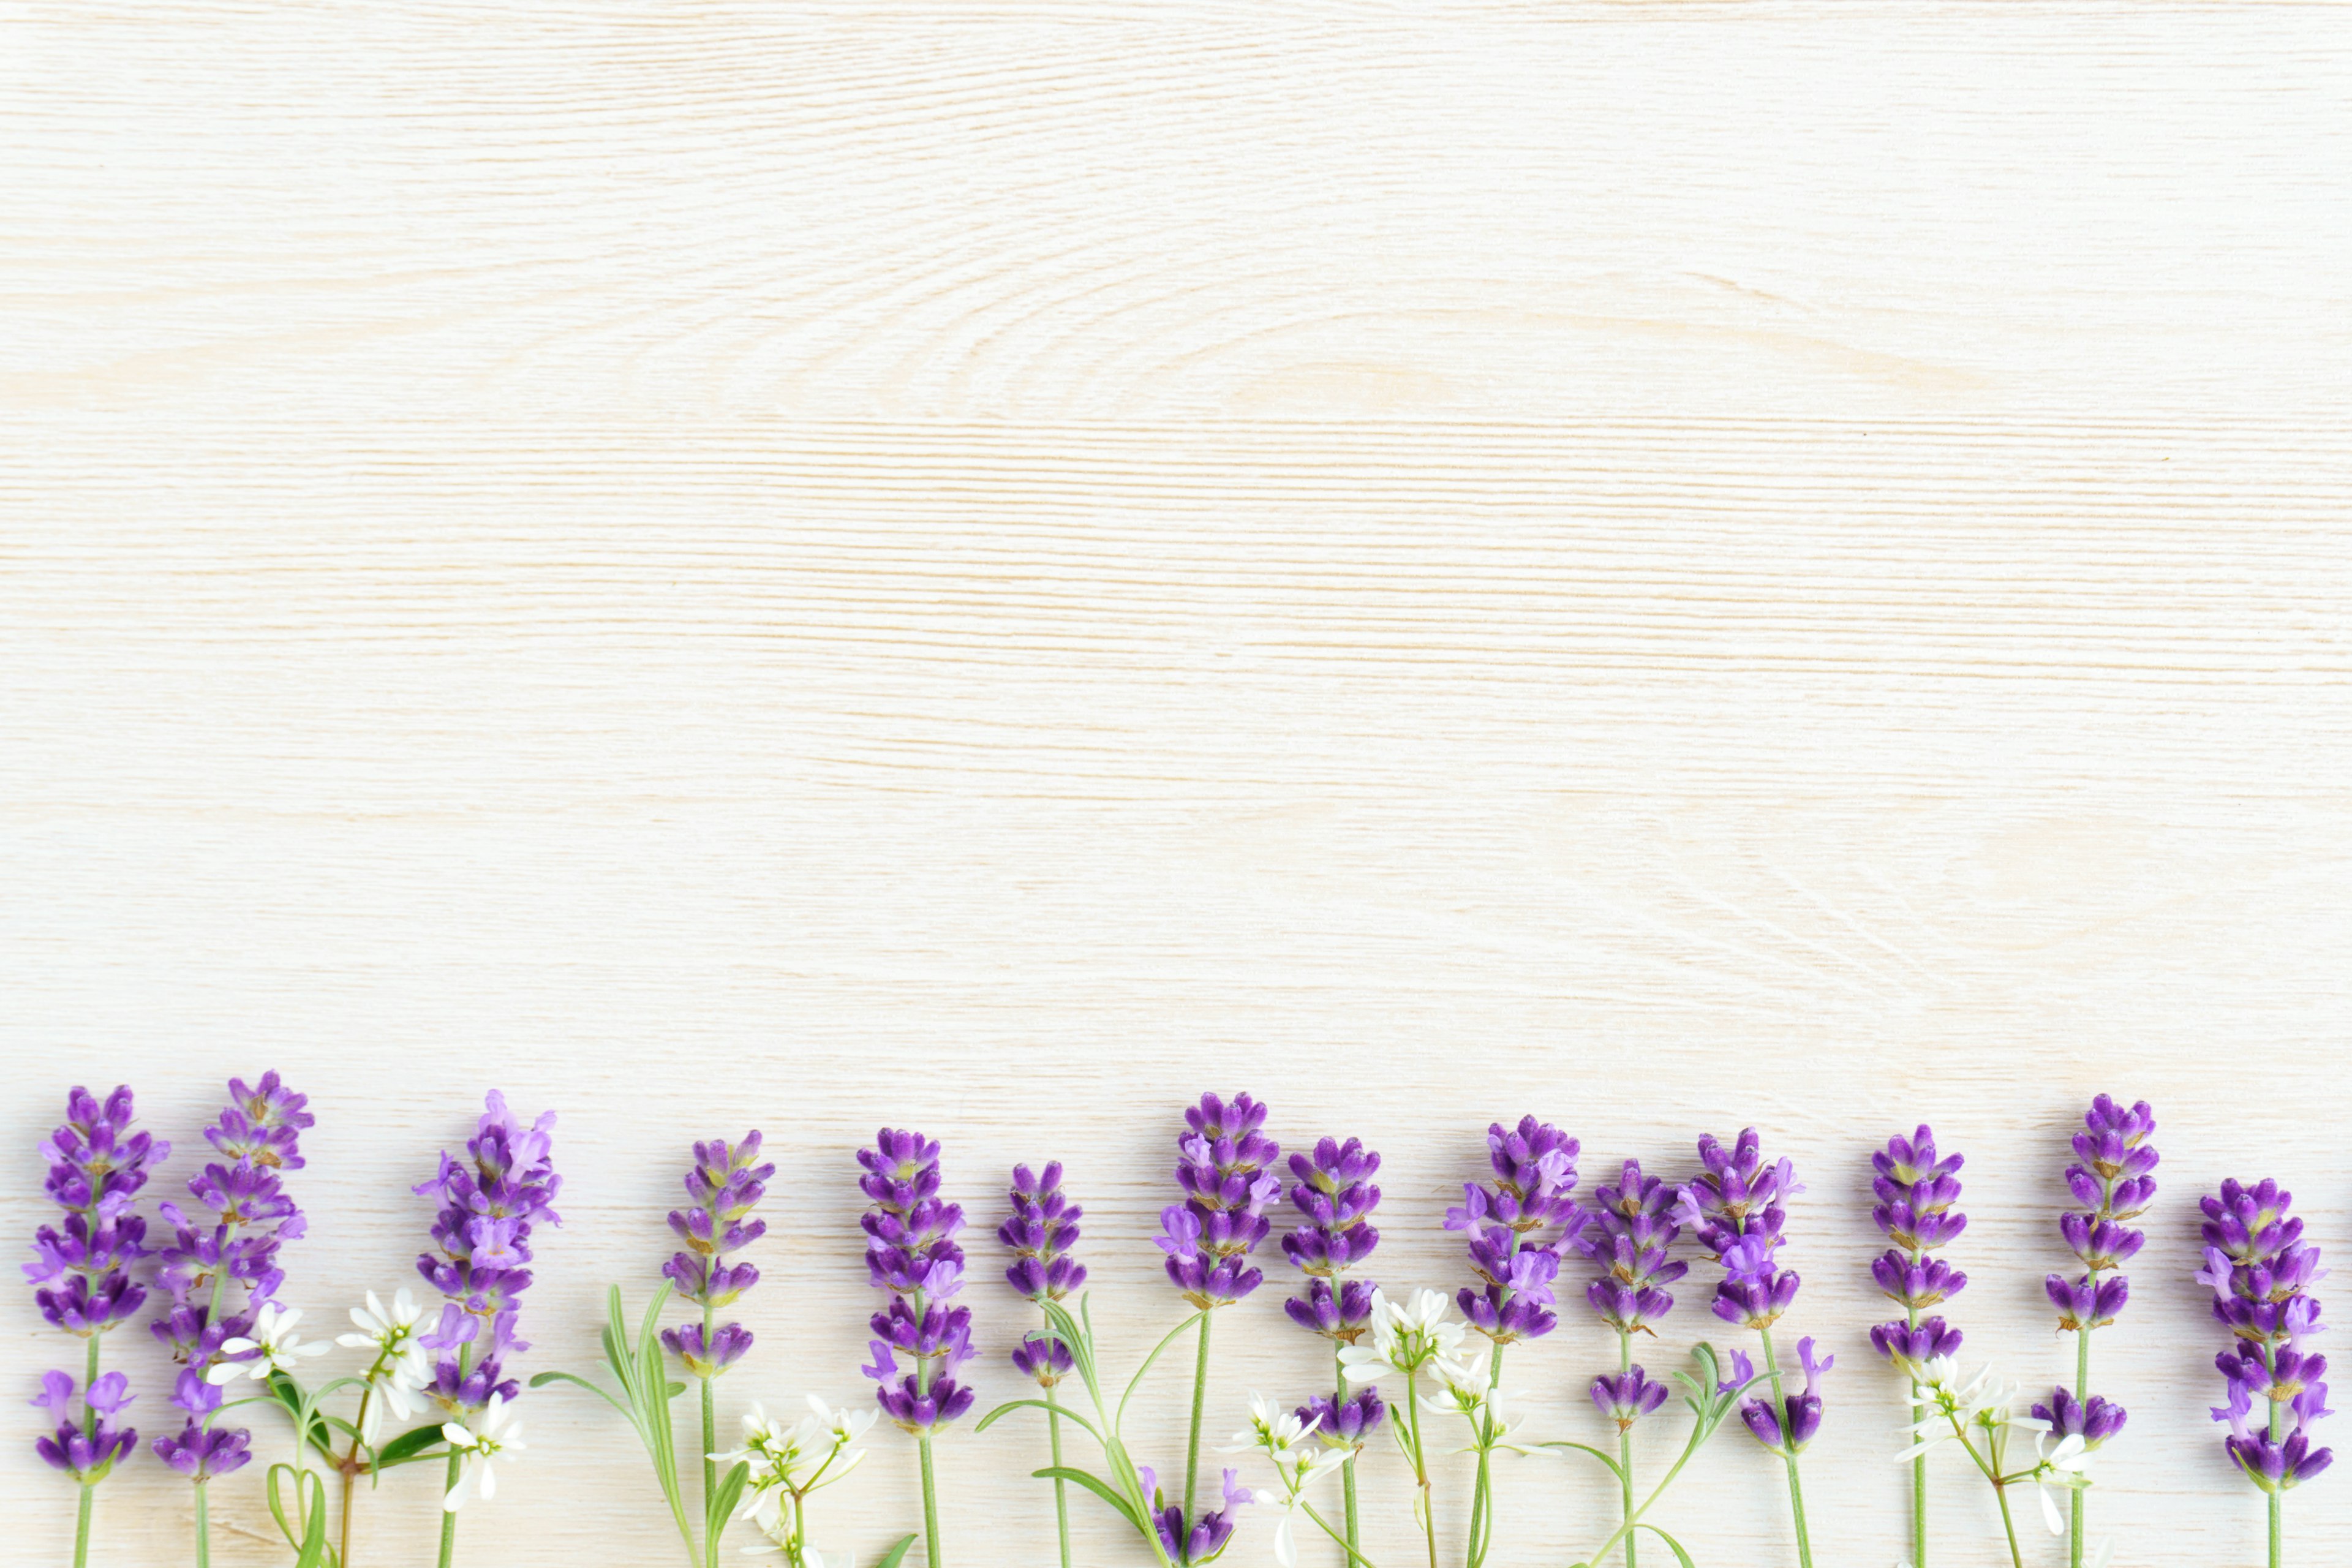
[658,1131,769,1382]
[1447,1115,1589,1346]
[2044,1095,2154,1559]
[858,1128,976,1435]
[1000,1162,1086,1305]
[1867,1125,1969,1384]
[28,1085,165,1516]
[2200,1177,2332,1513]
[413,1092,561,1417]
[1578,1158,1687,1338]
[1575,1156,1685,1457]
[1158,1094,1281,1311]
[146,1074,315,1474]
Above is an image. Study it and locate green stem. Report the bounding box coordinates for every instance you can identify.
[1336,1341,1360,1562]
[436,1340,479,1568]
[1616,1333,1635,1568]
[1572,1402,1714,1568]
[700,1297,718,1565]
[1906,1295,1925,1568]
[2070,1320,2090,1568]
[1465,1344,1504,1568]
[339,1384,374,1568]
[75,1333,100,1568]
[1404,1370,1438,1568]
[1183,1310,1213,1526]
[194,1481,211,1568]
[2267,1341,2286,1568]
[1757,1328,1814,1568]
[911,1289,942,1568]
[1046,1364,1072,1568]
[1991,1478,2026,1568]
[918,1436,942,1568]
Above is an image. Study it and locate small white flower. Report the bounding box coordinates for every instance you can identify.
[720,1396,872,1533]
[337,1289,431,1441]
[1223,1392,1320,1457]
[1337,1289,1469,1385]
[2032,1432,2092,1535]
[1894,1364,2013,1461]
[440,1393,525,1510]
[206,1302,330,1384]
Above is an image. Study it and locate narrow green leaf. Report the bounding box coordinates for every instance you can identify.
[1115,1309,1208,1434]
[1034,1464,1147,1536]
[1638,1524,1698,1568]
[706,1459,750,1550]
[873,1534,919,1568]
[529,1370,633,1419]
[976,1398,1104,1442]
[1535,1439,1624,1480]
[293,1470,333,1568]
[372,1422,451,1469]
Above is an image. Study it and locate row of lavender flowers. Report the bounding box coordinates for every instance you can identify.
[28,1085,2329,1568]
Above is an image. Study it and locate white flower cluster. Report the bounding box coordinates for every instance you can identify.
[334,1288,434,1442]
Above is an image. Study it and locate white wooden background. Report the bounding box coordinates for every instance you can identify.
[5,4,2350,1566]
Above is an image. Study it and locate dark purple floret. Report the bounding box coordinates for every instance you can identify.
[2032,1386,2128,1447]
[1447,1116,1588,1346]
[152,1421,252,1481]
[1297,1389,1387,1450]
[1869,1318,1964,1381]
[1681,1128,1805,1333]
[2045,1096,2155,1336]
[861,1127,976,1434]
[1284,1277,1377,1340]
[1158,1094,1281,1310]
[661,1320,753,1378]
[1139,1465,1252,1566]
[1591,1366,1670,1432]
[1737,1337,1832,1455]
[2199,1177,2332,1496]
[2046,1270,2131,1332]
[1011,1330,1076,1387]
[412,1092,561,1417]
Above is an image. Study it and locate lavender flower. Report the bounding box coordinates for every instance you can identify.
[2045,1095,2154,1561]
[1138,1463,1253,1565]
[1445,1115,1589,1345]
[1295,1389,1387,1453]
[28,1085,165,1515]
[1000,1163,1086,1310]
[1591,1366,1670,1433]
[1682,1127,1822,1566]
[1579,1159,1685,1337]
[413,1093,562,1417]
[146,1074,312,1477]
[660,1131,771,1379]
[1157,1095,1281,1310]
[1738,1338,1833,1455]
[2199,1178,2332,1504]
[1277,1133,1384,1561]
[1575,1152,1685,1556]
[856,1128,976,1434]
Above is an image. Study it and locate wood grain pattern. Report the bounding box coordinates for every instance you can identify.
[4,4,2349,1567]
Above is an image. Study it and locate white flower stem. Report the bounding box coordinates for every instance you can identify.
[1403,1369,1438,1568]
[1463,1343,1504,1568]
